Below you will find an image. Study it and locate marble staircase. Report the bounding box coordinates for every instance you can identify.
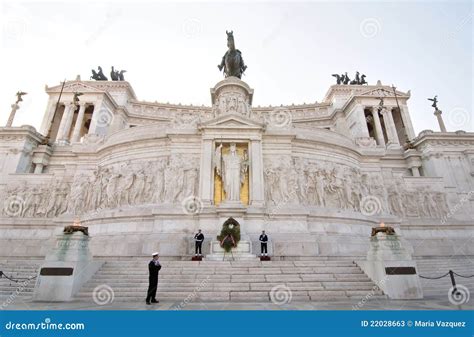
[2,256,472,303]
[75,258,385,302]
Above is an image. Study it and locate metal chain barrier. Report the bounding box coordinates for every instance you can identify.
[419,269,473,297]
[0,271,37,283]
[418,271,450,279]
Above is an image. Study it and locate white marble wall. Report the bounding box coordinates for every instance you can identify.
[0,80,473,259]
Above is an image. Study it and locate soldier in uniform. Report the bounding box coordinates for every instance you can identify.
[146,252,161,305]
[259,230,268,256]
[194,229,204,256]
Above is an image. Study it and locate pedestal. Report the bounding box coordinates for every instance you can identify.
[356,231,423,299]
[205,240,256,261]
[33,232,103,301]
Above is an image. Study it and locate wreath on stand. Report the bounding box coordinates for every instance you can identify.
[217,217,241,253]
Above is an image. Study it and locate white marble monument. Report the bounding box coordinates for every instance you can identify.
[0,75,472,262]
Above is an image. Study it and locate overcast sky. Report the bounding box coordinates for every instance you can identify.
[1,0,472,133]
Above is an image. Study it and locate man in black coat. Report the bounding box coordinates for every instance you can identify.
[194,229,204,256]
[259,230,268,256]
[146,252,161,305]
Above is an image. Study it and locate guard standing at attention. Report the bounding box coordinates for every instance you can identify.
[194,229,204,256]
[259,230,268,256]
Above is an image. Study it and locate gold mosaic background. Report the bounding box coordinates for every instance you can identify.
[213,143,249,205]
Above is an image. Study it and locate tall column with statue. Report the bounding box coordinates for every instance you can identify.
[5,91,27,127]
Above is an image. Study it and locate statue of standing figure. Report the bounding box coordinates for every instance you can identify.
[218,31,247,79]
[214,143,248,202]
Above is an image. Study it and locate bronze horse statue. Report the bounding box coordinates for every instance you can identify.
[218,31,247,79]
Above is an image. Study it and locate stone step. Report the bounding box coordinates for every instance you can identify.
[0,288,34,293]
[75,257,382,302]
[81,280,375,291]
[88,275,369,282]
[83,278,372,286]
[90,267,363,275]
[0,269,38,274]
[100,261,357,267]
[75,291,385,302]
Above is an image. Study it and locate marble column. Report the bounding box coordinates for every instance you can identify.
[410,166,420,177]
[71,103,87,142]
[371,107,385,146]
[39,99,58,135]
[434,109,447,132]
[56,102,74,142]
[355,104,370,138]
[6,104,19,127]
[199,138,214,206]
[34,163,44,174]
[249,139,265,206]
[88,100,102,135]
[382,108,400,146]
[399,105,416,140]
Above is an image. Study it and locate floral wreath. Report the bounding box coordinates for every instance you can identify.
[217,217,241,252]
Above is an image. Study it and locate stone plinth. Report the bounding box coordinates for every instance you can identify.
[205,240,256,261]
[210,77,253,118]
[356,231,423,299]
[33,232,103,302]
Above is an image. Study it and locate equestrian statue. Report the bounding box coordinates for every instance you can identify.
[218,31,247,79]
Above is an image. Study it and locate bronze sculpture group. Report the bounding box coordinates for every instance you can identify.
[91,66,127,81]
[87,32,440,120]
[332,71,367,85]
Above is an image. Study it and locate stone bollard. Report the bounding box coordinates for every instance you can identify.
[33,228,103,302]
[356,224,423,299]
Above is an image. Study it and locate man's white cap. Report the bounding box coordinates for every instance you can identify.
[152,252,159,256]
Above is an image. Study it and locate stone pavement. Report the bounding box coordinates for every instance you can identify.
[2,296,472,311]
